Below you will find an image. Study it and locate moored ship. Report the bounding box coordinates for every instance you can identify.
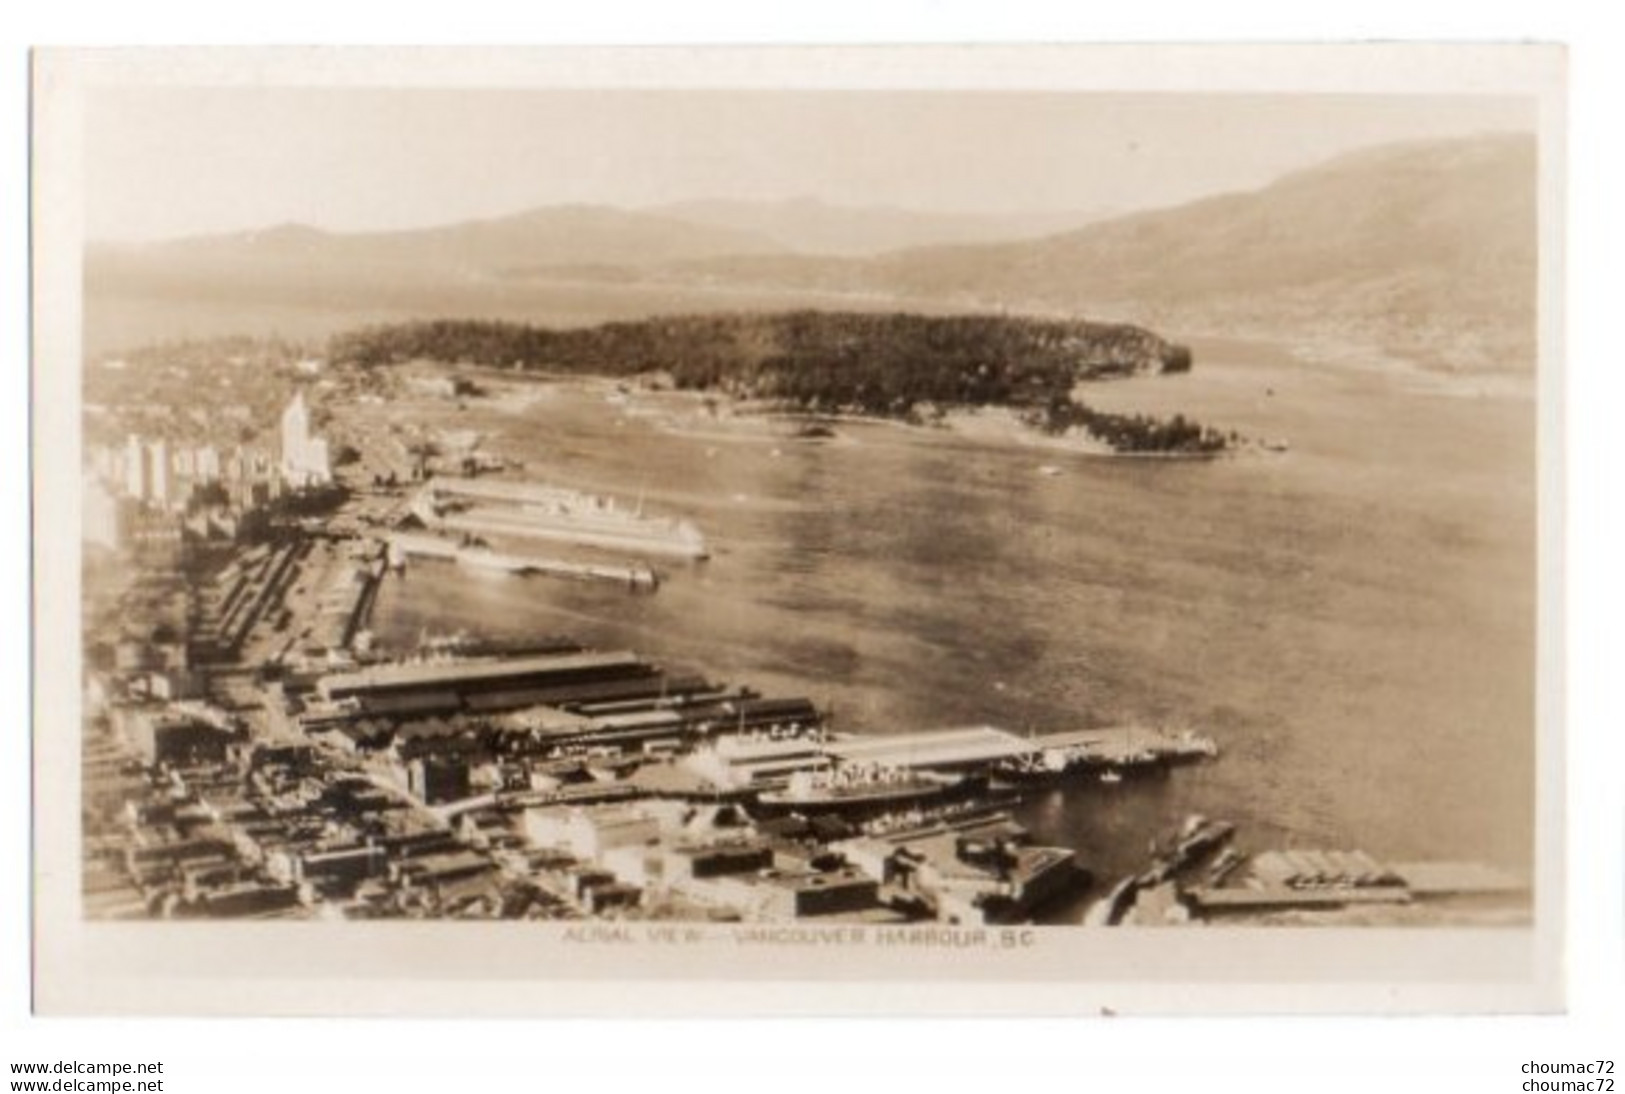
[407,476,708,560]
[386,531,660,589]
[991,726,1218,788]
[754,766,978,819]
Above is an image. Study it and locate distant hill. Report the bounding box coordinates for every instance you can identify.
[87,205,787,303]
[85,134,1538,372]
[648,197,1110,256]
[672,134,1539,373]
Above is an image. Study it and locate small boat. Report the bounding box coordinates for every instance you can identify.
[1099,769,1123,785]
[1038,464,1062,477]
[1206,847,1246,886]
[1174,818,1236,865]
[1085,875,1140,926]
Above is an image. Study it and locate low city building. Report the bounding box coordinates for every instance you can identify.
[406,755,472,805]
[117,706,239,767]
[683,734,831,791]
[757,866,881,919]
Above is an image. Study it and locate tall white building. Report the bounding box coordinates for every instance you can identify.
[148,439,169,507]
[280,391,332,488]
[195,445,221,482]
[123,435,146,500]
[90,444,120,484]
[83,474,120,550]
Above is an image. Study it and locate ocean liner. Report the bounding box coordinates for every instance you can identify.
[406,476,708,560]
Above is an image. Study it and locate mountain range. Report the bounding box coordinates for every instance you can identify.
[647,198,1112,255]
[85,133,1537,372]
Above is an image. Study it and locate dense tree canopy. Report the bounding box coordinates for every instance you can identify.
[327,311,1224,454]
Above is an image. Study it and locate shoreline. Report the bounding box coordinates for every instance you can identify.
[409,327,1531,469]
[474,376,1233,463]
[649,398,1229,462]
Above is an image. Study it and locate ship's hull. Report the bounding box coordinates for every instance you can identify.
[418,478,709,560]
[427,510,707,560]
[990,757,1171,790]
[753,774,981,819]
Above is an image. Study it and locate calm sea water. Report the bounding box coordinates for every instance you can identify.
[369,338,1537,918]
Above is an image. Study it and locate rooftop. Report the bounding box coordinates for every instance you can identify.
[823,726,1027,770]
[320,650,645,695]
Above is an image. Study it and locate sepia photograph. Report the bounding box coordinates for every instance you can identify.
[29,44,1566,1015]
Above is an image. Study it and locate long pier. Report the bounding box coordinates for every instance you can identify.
[387,533,659,590]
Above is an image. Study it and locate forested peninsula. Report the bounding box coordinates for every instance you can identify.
[328,312,1229,454]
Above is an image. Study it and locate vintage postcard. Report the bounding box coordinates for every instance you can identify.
[31,45,1565,1015]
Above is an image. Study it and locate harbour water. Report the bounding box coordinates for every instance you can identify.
[368,337,1537,920]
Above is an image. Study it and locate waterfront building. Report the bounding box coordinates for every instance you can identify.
[684,735,832,791]
[316,650,650,706]
[851,815,1078,926]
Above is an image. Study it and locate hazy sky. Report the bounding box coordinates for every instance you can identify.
[85,88,1534,242]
